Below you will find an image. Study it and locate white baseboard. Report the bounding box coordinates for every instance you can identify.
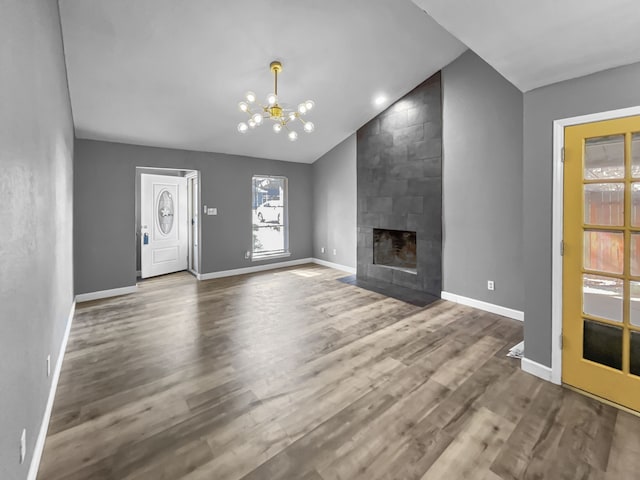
[75,285,138,303]
[27,300,75,480]
[197,258,314,280]
[311,258,356,274]
[440,291,524,322]
[521,356,555,383]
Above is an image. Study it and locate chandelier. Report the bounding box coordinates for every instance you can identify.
[237,61,315,141]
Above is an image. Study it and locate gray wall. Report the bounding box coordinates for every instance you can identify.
[441,50,524,311]
[524,60,640,366]
[312,134,357,268]
[0,1,74,478]
[74,139,313,294]
[357,73,443,295]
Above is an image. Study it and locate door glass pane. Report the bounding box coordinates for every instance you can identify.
[584,135,625,179]
[631,234,640,276]
[584,230,624,274]
[583,320,622,370]
[633,183,640,226]
[583,274,623,322]
[584,183,624,226]
[632,133,640,178]
[630,281,640,327]
[631,332,640,376]
[157,190,174,235]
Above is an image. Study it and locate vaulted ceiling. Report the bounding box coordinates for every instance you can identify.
[59,0,640,164]
[58,0,466,163]
[412,0,640,92]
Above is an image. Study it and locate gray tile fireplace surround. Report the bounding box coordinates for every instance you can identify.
[356,72,442,297]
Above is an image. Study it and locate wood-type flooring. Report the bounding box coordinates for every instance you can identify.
[38,265,640,479]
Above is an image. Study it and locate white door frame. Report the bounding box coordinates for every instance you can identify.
[551,105,640,385]
[185,171,201,275]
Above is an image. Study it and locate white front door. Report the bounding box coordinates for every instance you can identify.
[141,173,188,278]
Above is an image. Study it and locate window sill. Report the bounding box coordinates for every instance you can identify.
[251,252,292,262]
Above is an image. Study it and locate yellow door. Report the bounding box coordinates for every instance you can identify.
[563,115,640,412]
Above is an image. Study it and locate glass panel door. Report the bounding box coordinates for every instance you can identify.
[563,116,640,413]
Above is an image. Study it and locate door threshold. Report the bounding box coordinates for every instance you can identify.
[563,384,640,418]
[137,270,191,281]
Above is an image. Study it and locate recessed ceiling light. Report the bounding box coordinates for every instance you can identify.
[374,95,387,106]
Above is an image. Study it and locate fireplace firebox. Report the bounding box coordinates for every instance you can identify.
[373,229,417,272]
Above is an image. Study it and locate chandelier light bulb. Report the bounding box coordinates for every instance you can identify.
[298,103,307,114]
[252,113,263,125]
[266,93,278,106]
[237,122,249,133]
[288,131,298,141]
[288,112,297,121]
[248,119,256,128]
[245,91,256,103]
[239,101,249,112]
[273,123,283,133]
[305,100,315,111]
[303,121,315,133]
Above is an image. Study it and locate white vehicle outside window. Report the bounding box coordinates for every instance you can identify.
[256,200,283,224]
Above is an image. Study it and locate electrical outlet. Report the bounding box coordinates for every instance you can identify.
[332,249,337,255]
[487,280,495,291]
[321,247,325,254]
[20,429,26,464]
[47,354,51,377]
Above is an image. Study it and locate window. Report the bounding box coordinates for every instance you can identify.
[252,175,289,259]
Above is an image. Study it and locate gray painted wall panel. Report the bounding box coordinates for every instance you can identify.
[523,60,640,366]
[312,135,357,268]
[524,63,640,366]
[74,140,313,294]
[441,50,524,311]
[0,1,74,478]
